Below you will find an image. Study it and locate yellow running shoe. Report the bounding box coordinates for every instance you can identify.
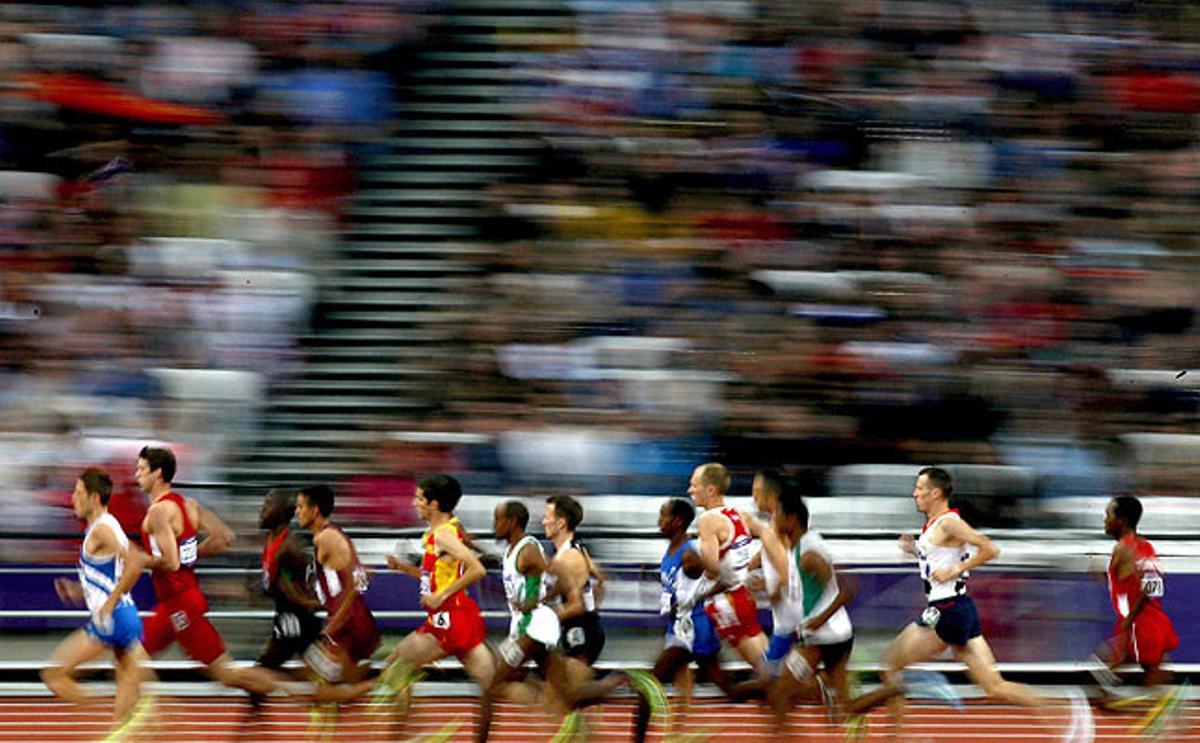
[550,711,584,742]
[844,713,868,742]
[307,702,338,741]
[1133,681,1188,738]
[102,694,155,742]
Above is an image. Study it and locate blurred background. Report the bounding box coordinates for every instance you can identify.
[1,0,1198,671]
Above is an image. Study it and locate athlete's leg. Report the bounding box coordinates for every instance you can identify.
[877,622,947,736]
[733,632,768,671]
[559,654,623,709]
[206,653,282,695]
[955,636,1044,707]
[112,642,150,721]
[633,646,692,743]
[41,630,108,707]
[462,640,497,689]
[767,645,822,728]
[384,629,448,670]
[480,637,540,743]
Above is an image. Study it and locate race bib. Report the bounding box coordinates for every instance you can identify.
[1141,574,1164,598]
[179,537,198,566]
[673,614,695,646]
[659,590,672,616]
[566,626,586,649]
[920,606,941,627]
[431,611,451,630]
[498,638,525,667]
[709,595,737,629]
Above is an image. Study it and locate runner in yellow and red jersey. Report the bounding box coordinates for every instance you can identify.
[376,475,494,735]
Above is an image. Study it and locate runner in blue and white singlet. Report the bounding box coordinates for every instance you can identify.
[79,512,142,649]
[44,468,151,738]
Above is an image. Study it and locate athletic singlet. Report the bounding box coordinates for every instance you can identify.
[917,510,970,602]
[763,534,802,635]
[795,530,853,643]
[79,513,135,614]
[420,517,472,611]
[714,506,754,588]
[503,534,546,618]
[311,522,370,613]
[141,491,200,602]
[545,538,597,613]
[262,526,315,617]
[1108,533,1167,620]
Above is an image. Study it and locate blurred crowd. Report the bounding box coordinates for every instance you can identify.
[443,0,1200,501]
[0,1,435,544]
[0,1,1198,549]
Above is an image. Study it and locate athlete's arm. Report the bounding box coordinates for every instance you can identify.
[100,529,151,619]
[279,536,320,611]
[898,533,918,557]
[930,517,999,582]
[316,530,356,635]
[144,501,181,572]
[697,512,723,580]
[551,550,588,622]
[421,527,486,611]
[757,526,789,602]
[53,577,84,606]
[385,553,423,578]
[1111,543,1153,631]
[516,539,547,576]
[800,550,855,632]
[583,549,607,608]
[195,502,235,558]
[515,541,547,612]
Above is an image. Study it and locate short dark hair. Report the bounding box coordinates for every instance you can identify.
[755,468,785,497]
[918,466,953,499]
[546,494,583,532]
[1111,495,1143,531]
[263,488,295,528]
[139,446,176,483]
[501,500,530,530]
[80,467,114,506]
[298,484,335,517]
[666,498,695,529]
[419,474,463,514]
[778,487,809,528]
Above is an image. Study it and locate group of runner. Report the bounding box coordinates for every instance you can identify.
[43,450,1183,741]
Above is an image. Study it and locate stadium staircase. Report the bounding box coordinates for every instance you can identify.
[230,0,573,489]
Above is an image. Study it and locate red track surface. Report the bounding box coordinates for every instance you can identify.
[0,695,1195,742]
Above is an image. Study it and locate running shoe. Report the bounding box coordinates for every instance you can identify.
[101,694,155,742]
[816,674,840,725]
[307,702,338,742]
[843,713,868,742]
[627,669,670,721]
[550,711,583,742]
[1133,680,1188,738]
[901,670,963,711]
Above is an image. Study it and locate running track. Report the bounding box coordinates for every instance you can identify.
[0,695,1194,741]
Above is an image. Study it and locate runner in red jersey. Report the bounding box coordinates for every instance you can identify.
[1103,495,1179,683]
[293,484,379,706]
[135,446,276,694]
[689,462,788,671]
